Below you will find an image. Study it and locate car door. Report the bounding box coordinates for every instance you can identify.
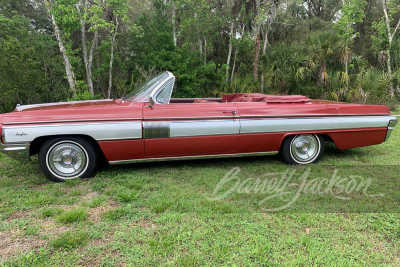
[143,100,240,158]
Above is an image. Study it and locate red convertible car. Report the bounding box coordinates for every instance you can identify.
[0,71,398,181]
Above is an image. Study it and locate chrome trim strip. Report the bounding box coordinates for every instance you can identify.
[3,118,142,126]
[385,119,398,142]
[146,116,237,121]
[109,151,279,165]
[0,138,30,161]
[144,114,391,121]
[240,116,396,134]
[143,121,170,139]
[3,114,392,125]
[3,122,142,143]
[15,99,113,112]
[170,120,240,137]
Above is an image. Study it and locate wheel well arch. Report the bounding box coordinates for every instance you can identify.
[279,133,335,151]
[30,135,106,161]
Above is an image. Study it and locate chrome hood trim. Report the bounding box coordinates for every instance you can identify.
[15,99,113,112]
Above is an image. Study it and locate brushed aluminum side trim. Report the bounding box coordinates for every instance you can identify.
[109,151,279,165]
[170,120,240,137]
[240,116,396,134]
[3,122,142,143]
[143,121,170,139]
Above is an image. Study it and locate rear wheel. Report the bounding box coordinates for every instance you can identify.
[39,137,97,182]
[281,134,324,165]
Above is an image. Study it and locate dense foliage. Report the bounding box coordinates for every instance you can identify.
[1,0,400,113]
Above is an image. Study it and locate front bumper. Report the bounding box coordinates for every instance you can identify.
[0,136,30,161]
[385,118,398,142]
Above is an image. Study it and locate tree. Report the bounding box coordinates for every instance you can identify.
[44,0,78,95]
[334,0,367,88]
[0,14,66,112]
[306,32,340,87]
[372,0,400,97]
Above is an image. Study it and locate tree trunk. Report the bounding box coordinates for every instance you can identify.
[88,30,98,95]
[225,21,235,83]
[382,1,400,97]
[47,0,76,95]
[253,0,261,82]
[108,19,119,99]
[172,1,177,47]
[204,37,207,64]
[253,24,261,82]
[231,49,238,84]
[231,24,245,84]
[199,38,202,56]
[387,48,394,97]
[76,0,95,97]
[261,29,269,93]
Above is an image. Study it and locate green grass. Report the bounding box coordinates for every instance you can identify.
[49,230,89,250]
[0,126,400,265]
[56,208,89,224]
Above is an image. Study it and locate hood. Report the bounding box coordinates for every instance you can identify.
[1,99,143,125]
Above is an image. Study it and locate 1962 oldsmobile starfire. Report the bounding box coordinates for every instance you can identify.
[0,71,398,181]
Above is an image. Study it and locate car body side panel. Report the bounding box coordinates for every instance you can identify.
[98,140,144,162]
[143,103,240,157]
[235,102,394,153]
[326,128,387,150]
[237,127,388,154]
[237,133,284,153]
[144,135,240,157]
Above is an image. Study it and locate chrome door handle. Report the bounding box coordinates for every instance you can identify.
[223,111,237,115]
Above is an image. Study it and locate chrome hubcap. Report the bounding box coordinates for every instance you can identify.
[47,142,87,178]
[291,135,319,163]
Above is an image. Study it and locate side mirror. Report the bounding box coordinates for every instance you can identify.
[146,97,155,108]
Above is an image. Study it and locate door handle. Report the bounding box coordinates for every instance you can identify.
[223,111,237,115]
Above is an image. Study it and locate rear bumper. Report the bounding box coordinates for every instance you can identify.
[385,119,398,142]
[0,136,30,161]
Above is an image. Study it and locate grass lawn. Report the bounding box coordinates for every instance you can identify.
[0,125,400,266]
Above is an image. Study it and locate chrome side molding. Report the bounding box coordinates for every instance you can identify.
[109,151,279,165]
[0,137,30,161]
[385,119,398,142]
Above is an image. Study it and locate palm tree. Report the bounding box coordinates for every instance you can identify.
[305,32,340,87]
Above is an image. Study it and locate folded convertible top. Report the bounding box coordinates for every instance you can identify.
[222,93,311,103]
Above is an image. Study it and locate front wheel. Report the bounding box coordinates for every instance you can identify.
[39,137,97,182]
[281,134,324,165]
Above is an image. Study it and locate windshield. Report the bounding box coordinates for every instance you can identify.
[123,72,169,102]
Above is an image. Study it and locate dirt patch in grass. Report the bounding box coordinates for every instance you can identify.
[78,249,126,267]
[6,210,34,221]
[0,231,47,262]
[40,218,70,237]
[136,219,157,230]
[88,200,119,223]
[81,190,100,201]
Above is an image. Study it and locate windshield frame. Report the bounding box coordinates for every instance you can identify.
[123,71,175,103]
